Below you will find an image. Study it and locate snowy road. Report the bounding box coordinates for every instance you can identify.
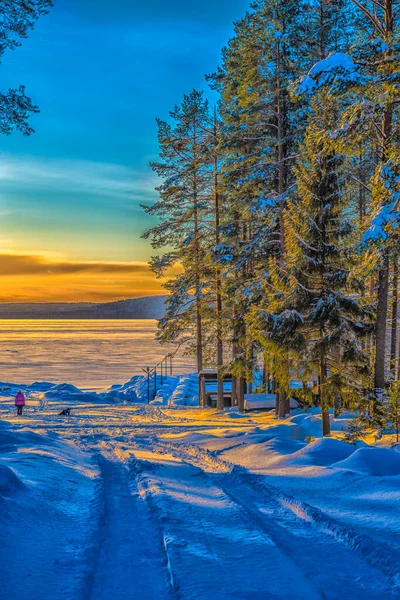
[1,401,399,599]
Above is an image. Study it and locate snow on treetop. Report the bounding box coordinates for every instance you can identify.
[309,53,356,77]
[362,202,399,244]
[363,162,400,244]
[297,52,359,95]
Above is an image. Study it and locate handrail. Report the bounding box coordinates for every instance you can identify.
[140,352,197,403]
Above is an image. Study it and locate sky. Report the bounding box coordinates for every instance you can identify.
[0,0,248,302]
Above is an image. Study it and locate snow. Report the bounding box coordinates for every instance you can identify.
[362,201,399,244]
[244,393,299,410]
[334,447,400,476]
[297,52,360,94]
[0,463,25,495]
[271,437,356,467]
[0,375,399,598]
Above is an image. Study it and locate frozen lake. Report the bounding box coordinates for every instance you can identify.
[0,320,196,390]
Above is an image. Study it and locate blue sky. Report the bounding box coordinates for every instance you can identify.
[0,0,248,300]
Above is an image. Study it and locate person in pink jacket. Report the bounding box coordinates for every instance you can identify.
[15,390,26,416]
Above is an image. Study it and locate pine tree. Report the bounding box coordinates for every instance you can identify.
[0,0,53,136]
[299,0,400,398]
[255,95,372,435]
[208,0,307,412]
[143,91,213,403]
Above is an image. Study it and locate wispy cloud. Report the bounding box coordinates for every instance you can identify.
[0,253,152,276]
[0,154,158,206]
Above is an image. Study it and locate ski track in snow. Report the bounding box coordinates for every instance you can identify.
[0,400,399,599]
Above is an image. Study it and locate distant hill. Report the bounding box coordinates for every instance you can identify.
[0,296,168,319]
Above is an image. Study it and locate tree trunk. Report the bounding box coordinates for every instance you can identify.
[271,362,279,414]
[334,393,342,417]
[374,252,390,395]
[247,341,254,394]
[214,121,224,411]
[278,353,290,418]
[276,38,286,261]
[390,254,398,377]
[196,297,204,405]
[320,350,330,436]
[350,2,394,397]
[398,317,400,382]
[262,354,268,392]
[231,375,237,406]
[278,390,289,418]
[238,376,245,412]
[368,278,376,367]
[193,145,204,405]
[276,40,291,419]
[373,66,393,395]
[231,311,240,406]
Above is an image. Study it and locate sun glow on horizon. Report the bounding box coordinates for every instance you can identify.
[0,251,179,302]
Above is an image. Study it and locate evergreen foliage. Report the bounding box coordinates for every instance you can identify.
[144,0,400,435]
[0,0,53,136]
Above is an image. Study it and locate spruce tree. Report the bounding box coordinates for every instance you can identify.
[299,0,400,398]
[256,95,372,435]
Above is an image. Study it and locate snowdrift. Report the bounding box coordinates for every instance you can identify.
[169,373,198,406]
[274,438,355,467]
[0,464,25,495]
[334,447,400,477]
[222,436,306,470]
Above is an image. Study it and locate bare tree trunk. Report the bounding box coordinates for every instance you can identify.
[237,223,248,411]
[247,341,255,394]
[193,132,204,405]
[374,99,393,396]
[398,316,400,382]
[278,390,288,418]
[374,253,390,395]
[262,354,267,392]
[231,315,240,406]
[213,117,224,411]
[196,297,204,404]
[390,254,398,378]
[276,41,291,419]
[271,362,279,414]
[238,377,245,412]
[368,278,376,366]
[231,375,237,406]
[320,351,330,436]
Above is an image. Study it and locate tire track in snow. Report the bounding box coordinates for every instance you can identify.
[132,445,322,600]
[84,453,173,600]
[146,440,396,598]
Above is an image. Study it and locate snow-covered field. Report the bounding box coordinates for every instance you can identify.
[1,375,400,599]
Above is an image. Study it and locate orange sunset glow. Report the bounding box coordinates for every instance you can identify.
[0,252,178,302]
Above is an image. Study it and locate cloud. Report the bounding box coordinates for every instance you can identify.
[0,253,152,276]
[0,252,182,301]
[0,154,158,206]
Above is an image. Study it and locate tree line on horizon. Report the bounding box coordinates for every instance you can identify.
[144,0,400,437]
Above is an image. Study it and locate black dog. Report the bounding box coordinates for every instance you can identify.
[59,408,72,416]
